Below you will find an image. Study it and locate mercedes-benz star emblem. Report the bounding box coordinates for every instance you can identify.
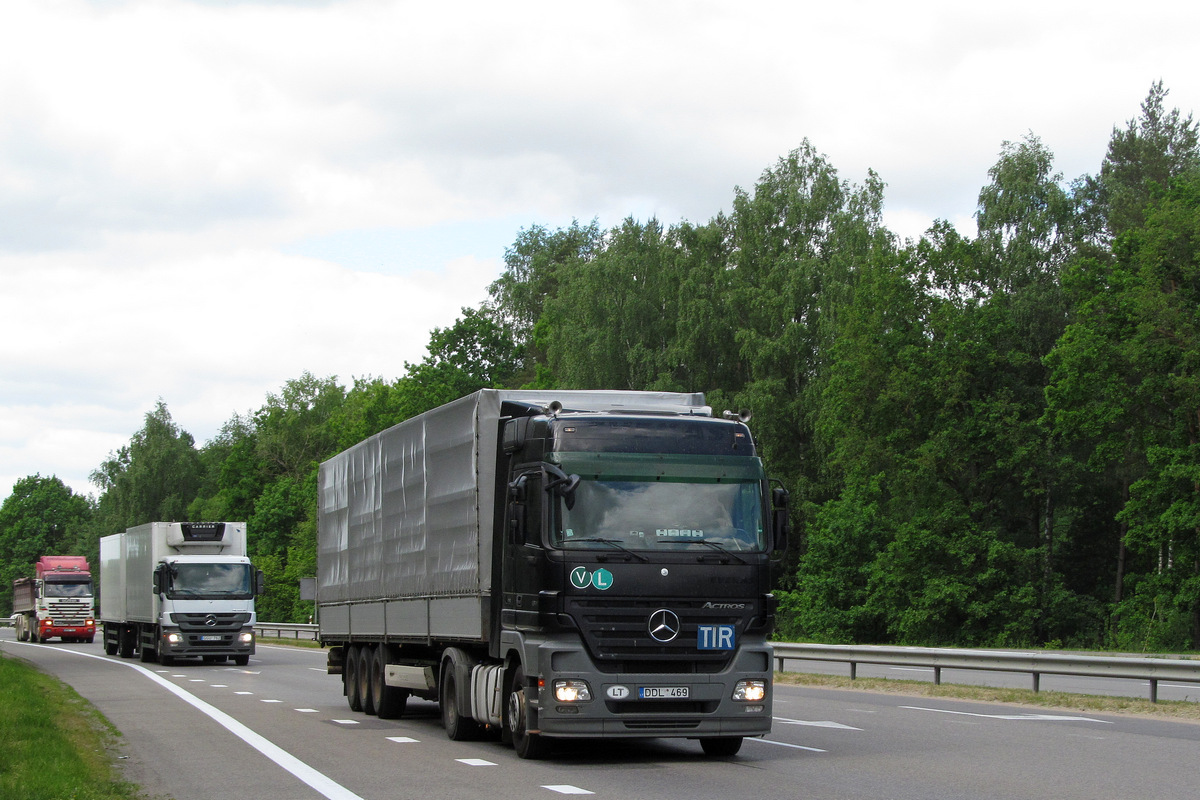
[647,609,680,643]
[204,615,219,627]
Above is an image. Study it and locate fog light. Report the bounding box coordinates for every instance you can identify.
[732,679,766,702]
[553,679,592,702]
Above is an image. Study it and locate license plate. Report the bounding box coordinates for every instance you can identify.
[199,635,223,641]
[63,628,77,633]
[639,686,689,699]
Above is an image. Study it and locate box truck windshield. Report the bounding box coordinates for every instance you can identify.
[167,564,255,598]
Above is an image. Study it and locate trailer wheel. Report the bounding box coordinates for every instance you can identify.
[345,646,363,712]
[372,646,408,719]
[358,644,377,716]
[104,627,118,656]
[700,737,743,757]
[440,661,481,740]
[507,665,548,759]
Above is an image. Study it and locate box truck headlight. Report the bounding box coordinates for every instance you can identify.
[553,679,592,702]
[239,632,254,644]
[732,680,766,702]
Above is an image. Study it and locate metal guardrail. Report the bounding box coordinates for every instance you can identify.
[252,624,1198,703]
[256,622,318,640]
[772,642,1200,703]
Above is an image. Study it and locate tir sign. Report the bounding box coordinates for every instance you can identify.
[697,625,736,651]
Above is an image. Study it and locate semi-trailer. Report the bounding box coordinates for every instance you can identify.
[99,522,263,666]
[12,556,96,643]
[317,389,788,758]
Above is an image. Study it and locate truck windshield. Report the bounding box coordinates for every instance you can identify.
[44,581,93,598]
[169,563,254,599]
[555,478,766,552]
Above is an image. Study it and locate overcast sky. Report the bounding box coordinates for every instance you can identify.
[2,0,1197,503]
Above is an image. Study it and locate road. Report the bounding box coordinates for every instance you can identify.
[3,629,1199,800]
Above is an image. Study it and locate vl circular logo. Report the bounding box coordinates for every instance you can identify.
[647,608,680,642]
[570,566,614,590]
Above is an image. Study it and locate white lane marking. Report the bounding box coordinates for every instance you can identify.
[3,641,367,800]
[748,738,826,752]
[210,684,228,688]
[387,736,419,743]
[773,716,862,730]
[296,708,320,713]
[901,706,1113,723]
[543,786,594,795]
[235,691,254,695]
[456,758,496,766]
[333,719,359,725]
[261,699,282,703]
[189,679,205,682]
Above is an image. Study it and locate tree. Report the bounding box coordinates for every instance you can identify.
[1098,81,1199,238]
[90,401,202,532]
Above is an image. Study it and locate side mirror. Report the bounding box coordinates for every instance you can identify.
[544,464,581,511]
[152,564,164,595]
[771,484,790,553]
[507,475,529,545]
[255,570,266,596]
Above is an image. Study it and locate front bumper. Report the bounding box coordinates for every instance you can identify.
[530,638,773,739]
[159,626,256,657]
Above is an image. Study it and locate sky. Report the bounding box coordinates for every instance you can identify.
[1,0,1198,503]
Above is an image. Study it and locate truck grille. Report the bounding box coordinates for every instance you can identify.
[565,597,748,673]
[47,599,92,625]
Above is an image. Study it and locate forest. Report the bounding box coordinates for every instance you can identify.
[2,83,1198,652]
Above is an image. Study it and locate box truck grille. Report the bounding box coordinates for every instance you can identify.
[172,613,251,631]
[566,597,745,673]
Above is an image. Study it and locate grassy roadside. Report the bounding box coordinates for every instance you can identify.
[774,670,1200,722]
[0,652,145,800]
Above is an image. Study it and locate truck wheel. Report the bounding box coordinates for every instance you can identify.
[372,646,408,719]
[441,661,481,740]
[104,628,118,656]
[700,737,743,757]
[118,628,135,659]
[358,644,377,716]
[506,665,548,759]
[345,646,363,712]
[139,640,157,663]
[233,655,250,666]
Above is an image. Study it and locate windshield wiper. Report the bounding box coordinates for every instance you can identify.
[562,537,649,562]
[660,538,748,564]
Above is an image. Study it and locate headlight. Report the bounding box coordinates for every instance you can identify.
[553,679,592,702]
[239,632,254,644]
[166,632,183,644]
[732,679,766,702]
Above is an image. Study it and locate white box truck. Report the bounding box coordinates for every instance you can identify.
[317,390,789,758]
[100,522,263,666]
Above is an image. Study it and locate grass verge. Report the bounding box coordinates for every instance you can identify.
[774,670,1200,722]
[0,652,145,800]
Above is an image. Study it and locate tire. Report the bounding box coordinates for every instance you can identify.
[118,628,135,659]
[358,644,377,716]
[441,661,482,740]
[372,646,408,719]
[506,665,548,759]
[86,637,95,644]
[345,646,363,712]
[160,655,175,667]
[233,654,250,666]
[139,638,157,662]
[104,627,118,656]
[700,737,743,757]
